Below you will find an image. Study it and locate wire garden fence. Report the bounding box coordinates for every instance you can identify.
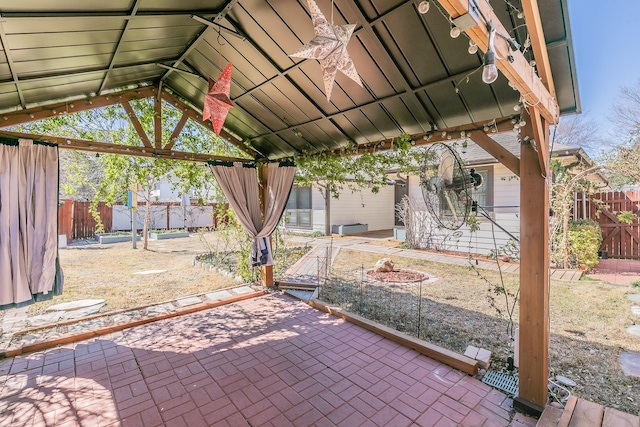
[318,259,430,340]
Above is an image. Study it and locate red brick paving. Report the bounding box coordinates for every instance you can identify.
[0,294,536,426]
[589,258,640,285]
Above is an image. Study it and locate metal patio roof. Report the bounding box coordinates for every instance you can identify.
[0,0,579,160]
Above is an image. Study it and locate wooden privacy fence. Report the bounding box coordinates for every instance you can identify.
[58,199,223,242]
[58,200,113,241]
[575,191,640,259]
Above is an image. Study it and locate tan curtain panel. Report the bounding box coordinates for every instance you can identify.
[0,138,63,309]
[209,161,296,266]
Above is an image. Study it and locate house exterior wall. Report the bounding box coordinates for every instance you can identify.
[330,185,395,231]
[283,184,395,234]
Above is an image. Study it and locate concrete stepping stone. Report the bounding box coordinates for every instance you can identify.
[627,325,640,337]
[232,286,254,295]
[25,312,64,327]
[205,290,233,301]
[632,306,640,317]
[628,294,640,303]
[620,351,640,378]
[47,299,105,312]
[176,296,202,307]
[133,270,167,275]
[61,303,105,320]
[144,303,175,316]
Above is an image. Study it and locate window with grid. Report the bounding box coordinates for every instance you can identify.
[285,186,312,228]
[471,167,493,214]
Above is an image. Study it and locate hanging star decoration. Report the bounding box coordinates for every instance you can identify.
[289,0,363,102]
[203,61,234,136]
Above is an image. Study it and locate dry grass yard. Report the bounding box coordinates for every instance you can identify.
[28,235,240,316]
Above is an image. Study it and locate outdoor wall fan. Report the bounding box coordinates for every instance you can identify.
[419,142,483,230]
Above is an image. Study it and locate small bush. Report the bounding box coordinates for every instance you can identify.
[631,280,640,288]
[567,219,602,271]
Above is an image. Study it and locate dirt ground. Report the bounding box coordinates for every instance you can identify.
[29,234,241,316]
[330,248,640,416]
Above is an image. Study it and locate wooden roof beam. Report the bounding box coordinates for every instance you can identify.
[0,129,248,163]
[121,99,153,149]
[292,116,518,159]
[0,86,156,128]
[469,130,520,176]
[521,0,556,97]
[436,0,559,125]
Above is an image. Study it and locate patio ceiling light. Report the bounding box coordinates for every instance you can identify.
[418,1,430,14]
[468,39,478,54]
[482,25,498,84]
[450,25,461,38]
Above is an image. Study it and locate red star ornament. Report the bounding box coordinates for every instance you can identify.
[203,61,234,136]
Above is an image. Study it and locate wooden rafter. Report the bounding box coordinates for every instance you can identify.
[121,99,153,149]
[436,0,559,124]
[165,113,189,151]
[154,89,162,149]
[0,86,156,128]
[302,116,518,159]
[0,129,248,163]
[468,131,520,176]
[521,0,556,97]
[528,107,550,177]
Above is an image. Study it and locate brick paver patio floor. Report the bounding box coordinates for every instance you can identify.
[0,294,530,427]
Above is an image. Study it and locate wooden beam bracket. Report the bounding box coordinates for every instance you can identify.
[437,0,559,123]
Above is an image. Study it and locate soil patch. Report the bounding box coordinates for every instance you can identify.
[366,269,428,283]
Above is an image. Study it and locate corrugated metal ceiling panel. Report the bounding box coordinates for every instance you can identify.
[0,0,580,159]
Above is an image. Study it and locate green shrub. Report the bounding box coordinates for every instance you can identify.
[631,280,640,288]
[567,219,602,270]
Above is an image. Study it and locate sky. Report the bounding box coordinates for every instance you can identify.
[566,0,640,136]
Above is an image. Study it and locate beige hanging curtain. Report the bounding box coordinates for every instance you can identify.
[0,138,63,309]
[209,161,296,266]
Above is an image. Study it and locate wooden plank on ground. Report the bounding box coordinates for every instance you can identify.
[558,395,578,427]
[568,398,604,427]
[537,405,564,427]
[309,298,479,375]
[602,407,640,427]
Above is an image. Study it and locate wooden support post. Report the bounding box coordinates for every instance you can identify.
[258,164,274,287]
[514,107,550,415]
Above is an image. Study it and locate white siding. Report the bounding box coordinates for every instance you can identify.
[329,185,395,231]
[284,184,396,234]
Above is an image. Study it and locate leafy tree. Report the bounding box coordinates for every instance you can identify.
[550,135,640,269]
[293,133,424,233]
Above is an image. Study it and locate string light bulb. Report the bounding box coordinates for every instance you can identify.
[468,40,478,54]
[418,1,430,14]
[482,26,498,84]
